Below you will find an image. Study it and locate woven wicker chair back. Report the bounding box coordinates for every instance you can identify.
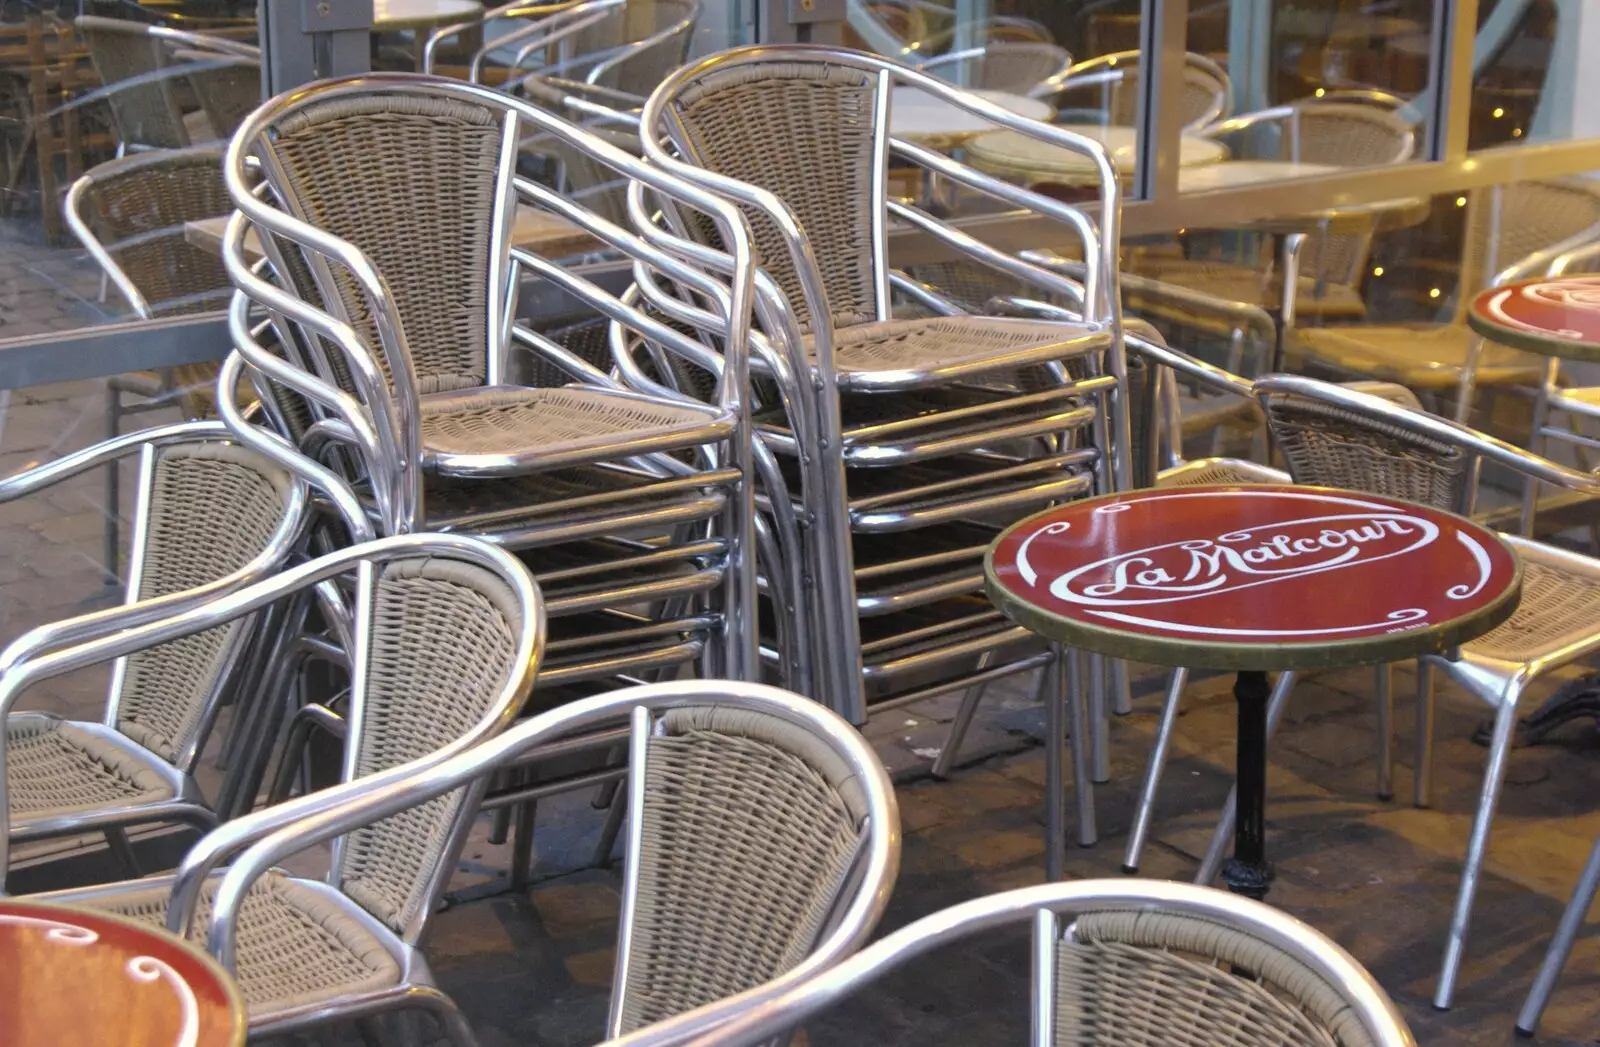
[77,16,191,150]
[334,557,527,936]
[116,443,297,764]
[256,92,505,395]
[1056,909,1378,1047]
[77,149,232,319]
[615,704,868,1032]
[1260,386,1473,514]
[664,59,884,336]
[1458,180,1600,313]
[184,55,262,141]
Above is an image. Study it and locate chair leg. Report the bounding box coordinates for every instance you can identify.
[414,986,483,1047]
[1123,666,1188,874]
[932,681,989,779]
[1375,663,1394,801]
[1110,658,1133,716]
[592,783,628,868]
[1194,670,1298,885]
[509,794,538,892]
[1415,659,1436,808]
[103,384,121,583]
[1067,647,1096,848]
[1521,360,1559,538]
[1516,830,1600,1036]
[104,826,139,878]
[1088,653,1110,784]
[1434,692,1522,1010]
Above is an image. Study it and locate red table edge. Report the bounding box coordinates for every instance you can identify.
[982,485,1525,672]
[0,897,248,1046]
[1466,280,1600,359]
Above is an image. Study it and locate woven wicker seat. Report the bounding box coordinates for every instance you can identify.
[419,385,727,473]
[85,871,402,1010]
[816,315,1108,390]
[1467,556,1600,662]
[1156,458,1289,487]
[6,714,179,821]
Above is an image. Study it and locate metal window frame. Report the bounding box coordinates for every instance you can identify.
[4,0,1597,386]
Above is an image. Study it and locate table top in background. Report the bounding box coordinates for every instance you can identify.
[1467,275,1600,363]
[985,485,1521,672]
[373,0,484,30]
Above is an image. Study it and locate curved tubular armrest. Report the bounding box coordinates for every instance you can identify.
[1548,235,1600,276]
[148,25,260,58]
[215,350,375,543]
[887,200,1088,310]
[63,176,150,319]
[0,419,226,504]
[224,287,390,510]
[476,0,621,81]
[518,74,644,124]
[1252,373,1600,491]
[582,8,696,87]
[424,0,555,72]
[887,271,965,317]
[205,680,898,1038]
[662,880,1412,1047]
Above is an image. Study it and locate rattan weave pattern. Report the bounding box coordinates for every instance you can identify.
[420,387,714,458]
[1156,461,1287,487]
[5,716,175,817]
[85,150,232,320]
[1459,181,1600,307]
[1466,560,1600,662]
[78,19,190,149]
[574,0,697,95]
[265,94,503,394]
[616,707,863,1032]
[669,61,881,335]
[1056,910,1370,1047]
[819,315,1095,375]
[1262,395,1472,511]
[337,559,525,934]
[117,445,294,762]
[92,871,401,1010]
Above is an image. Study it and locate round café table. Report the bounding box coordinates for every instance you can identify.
[0,898,245,1046]
[889,86,1053,149]
[1467,274,1600,363]
[373,0,484,30]
[986,484,1521,893]
[966,124,1228,186]
[1177,159,1432,234]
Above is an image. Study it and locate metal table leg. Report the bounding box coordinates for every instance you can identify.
[1222,669,1273,899]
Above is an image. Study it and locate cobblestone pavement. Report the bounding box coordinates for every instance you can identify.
[6,383,1600,1046]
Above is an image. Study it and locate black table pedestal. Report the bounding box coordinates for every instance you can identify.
[1222,669,1274,900]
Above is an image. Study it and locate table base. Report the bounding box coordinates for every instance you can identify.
[1223,669,1275,900]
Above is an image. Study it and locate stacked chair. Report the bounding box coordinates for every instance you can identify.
[1050,50,1233,130]
[217,72,767,877]
[632,46,1135,745]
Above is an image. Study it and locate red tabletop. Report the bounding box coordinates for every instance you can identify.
[985,485,1522,671]
[0,899,246,1047]
[1467,275,1600,362]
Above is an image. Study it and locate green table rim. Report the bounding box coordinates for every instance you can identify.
[982,486,1525,672]
[1466,292,1600,361]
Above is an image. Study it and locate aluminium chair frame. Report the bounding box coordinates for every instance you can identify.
[1051,49,1233,131]
[154,679,896,1046]
[623,879,1414,1047]
[639,43,1132,725]
[33,531,544,1045]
